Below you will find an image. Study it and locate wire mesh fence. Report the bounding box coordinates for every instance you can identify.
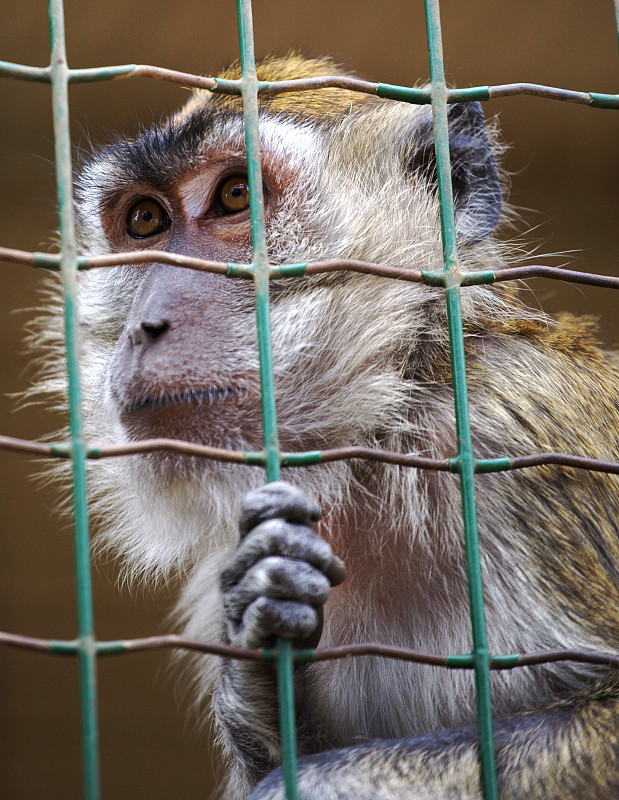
[1,1,618,798]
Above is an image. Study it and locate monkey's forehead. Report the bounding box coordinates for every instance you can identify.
[76,54,383,197]
[76,107,324,204]
[181,52,378,124]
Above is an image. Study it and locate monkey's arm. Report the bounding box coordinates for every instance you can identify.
[216,482,346,793]
[249,691,619,800]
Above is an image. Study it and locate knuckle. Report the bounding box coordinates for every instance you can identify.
[245,597,318,642]
[252,557,286,592]
[239,482,321,538]
[257,557,331,602]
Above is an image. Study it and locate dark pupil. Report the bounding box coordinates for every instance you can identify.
[142,210,153,223]
[231,186,243,198]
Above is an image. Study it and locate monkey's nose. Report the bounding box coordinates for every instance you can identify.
[129,319,170,346]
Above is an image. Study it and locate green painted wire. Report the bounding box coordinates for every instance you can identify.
[235,1,299,798]
[47,0,100,798]
[423,1,498,798]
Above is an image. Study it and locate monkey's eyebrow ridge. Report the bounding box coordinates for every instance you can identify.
[93,107,241,194]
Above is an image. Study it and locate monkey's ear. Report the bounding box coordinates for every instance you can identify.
[407,102,502,243]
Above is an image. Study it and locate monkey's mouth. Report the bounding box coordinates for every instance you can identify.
[120,386,249,415]
[116,384,261,447]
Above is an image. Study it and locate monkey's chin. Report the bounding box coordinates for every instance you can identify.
[117,388,263,451]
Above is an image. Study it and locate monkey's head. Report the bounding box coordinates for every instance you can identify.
[63,55,509,575]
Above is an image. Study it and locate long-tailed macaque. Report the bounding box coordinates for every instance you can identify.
[37,55,619,798]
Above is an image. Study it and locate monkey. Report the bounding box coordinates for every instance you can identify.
[35,54,619,798]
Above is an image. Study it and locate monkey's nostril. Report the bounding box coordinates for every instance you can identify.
[141,319,170,340]
[130,319,170,346]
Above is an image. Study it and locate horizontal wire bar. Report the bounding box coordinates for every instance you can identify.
[489,265,619,289]
[425,265,619,288]
[263,77,617,108]
[0,247,62,269]
[0,435,66,457]
[125,64,217,90]
[488,82,590,104]
[88,438,250,462]
[2,246,619,290]
[500,453,619,474]
[1,630,617,669]
[0,61,51,82]
[301,259,423,281]
[2,434,619,475]
[1,60,617,108]
[0,631,262,660]
[494,649,619,668]
[220,76,619,108]
[257,76,380,96]
[0,60,217,89]
[310,446,450,468]
[0,435,252,462]
[0,246,239,275]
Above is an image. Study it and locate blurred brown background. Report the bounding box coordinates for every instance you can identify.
[0,1,617,797]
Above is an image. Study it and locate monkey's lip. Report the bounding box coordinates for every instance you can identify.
[116,385,259,444]
[119,386,249,416]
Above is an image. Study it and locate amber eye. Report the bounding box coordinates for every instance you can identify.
[216,175,250,215]
[126,198,171,239]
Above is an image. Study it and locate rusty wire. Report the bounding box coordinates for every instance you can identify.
[3,433,619,475]
[5,245,619,290]
[2,629,619,670]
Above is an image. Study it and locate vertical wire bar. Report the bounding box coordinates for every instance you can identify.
[47,1,100,798]
[236,0,281,483]
[235,1,299,798]
[614,0,619,56]
[423,1,498,799]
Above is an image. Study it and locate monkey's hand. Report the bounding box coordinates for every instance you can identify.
[215,482,346,794]
[220,481,346,649]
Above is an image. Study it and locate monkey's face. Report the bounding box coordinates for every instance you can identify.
[101,161,262,449]
[78,113,321,455]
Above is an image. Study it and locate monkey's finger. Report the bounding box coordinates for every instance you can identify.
[240,596,320,649]
[221,518,346,591]
[223,556,331,624]
[238,481,321,538]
